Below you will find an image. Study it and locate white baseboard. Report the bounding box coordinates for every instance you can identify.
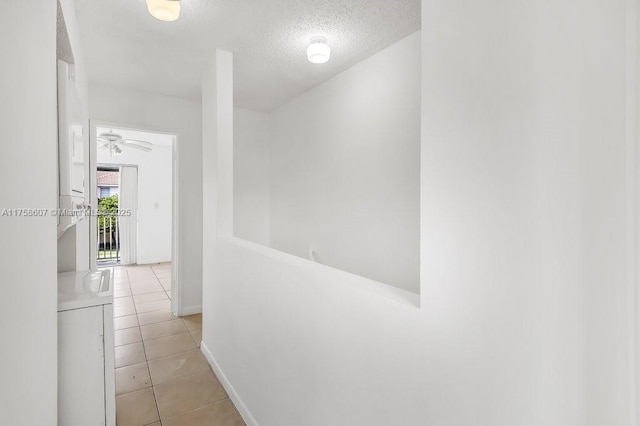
[180,305,202,316]
[201,341,258,426]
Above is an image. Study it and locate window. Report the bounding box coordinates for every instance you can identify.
[99,186,118,198]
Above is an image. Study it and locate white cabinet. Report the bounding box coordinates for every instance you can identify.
[57,60,88,238]
[58,271,115,426]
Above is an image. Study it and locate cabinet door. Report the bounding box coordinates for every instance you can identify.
[103,304,115,426]
[58,306,106,426]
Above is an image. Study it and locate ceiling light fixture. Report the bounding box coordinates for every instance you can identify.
[307,36,331,64]
[146,0,181,22]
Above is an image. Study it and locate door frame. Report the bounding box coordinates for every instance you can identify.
[96,163,138,265]
[90,120,182,316]
[627,0,640,422]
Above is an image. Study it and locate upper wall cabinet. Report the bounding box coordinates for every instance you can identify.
[57,59,86,237]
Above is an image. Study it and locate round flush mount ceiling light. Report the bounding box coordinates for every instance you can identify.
[146,0,181,22]
[307,36,331,64]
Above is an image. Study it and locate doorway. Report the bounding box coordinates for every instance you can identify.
[91,123,180,314]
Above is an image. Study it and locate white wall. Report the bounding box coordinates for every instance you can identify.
[90,85,203,313]
[234,108,271,246]
[421,0,632,423]
[202,1,636,425]
[235,32,421,293]
[0,2,58,424]
[97,128,173,264]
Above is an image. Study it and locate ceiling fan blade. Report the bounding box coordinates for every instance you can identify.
[123,144,152,152]
[121,139,153,151]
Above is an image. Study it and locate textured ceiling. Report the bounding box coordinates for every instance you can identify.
[75,0,420,111]
[57,1,75,64]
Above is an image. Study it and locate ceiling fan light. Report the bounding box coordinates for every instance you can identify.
[307,36,330,64]
[146,0,180,22]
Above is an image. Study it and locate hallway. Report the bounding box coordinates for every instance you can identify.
[111,263,244,426]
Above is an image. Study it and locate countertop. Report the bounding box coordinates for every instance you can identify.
[58,269,114,312]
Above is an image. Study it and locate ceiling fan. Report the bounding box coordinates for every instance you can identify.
[97,131,153,157]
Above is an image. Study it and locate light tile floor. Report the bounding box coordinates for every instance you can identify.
[111,263,245,426]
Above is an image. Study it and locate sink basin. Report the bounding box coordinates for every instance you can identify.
[58,269,113,311]
[83,271,109,293]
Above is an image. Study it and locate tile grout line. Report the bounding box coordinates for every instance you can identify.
[115,264,231,424]
[148,361,217,388]
[113,358,152,398]
[150,264,172,302]
[156,396,233,423]
[116,313,201,330]
[147,264,172,424]
[116,265,162,425]
[117,341,239,414]
[141,324,201,342]
[128,266,162,425]
[141,333,202,362]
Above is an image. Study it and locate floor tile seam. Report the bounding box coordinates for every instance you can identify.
[134,299,171,310]
[143,342,205,363]
[149,382,163,424]
[156,399,234,423]
[140,328,190,343]
[137,316,180,327]
[140,327,192,342]
[134,303,172,315]
[114,362,153,397]
[141,328,164,424]
[116,338,148,367]
[133,294,170,302]
[154,392,230,420]
[148,362,214,387]
[182,324,203,332]
[144,347,203,363]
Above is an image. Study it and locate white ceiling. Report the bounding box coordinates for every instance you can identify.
[75,0,420,111]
